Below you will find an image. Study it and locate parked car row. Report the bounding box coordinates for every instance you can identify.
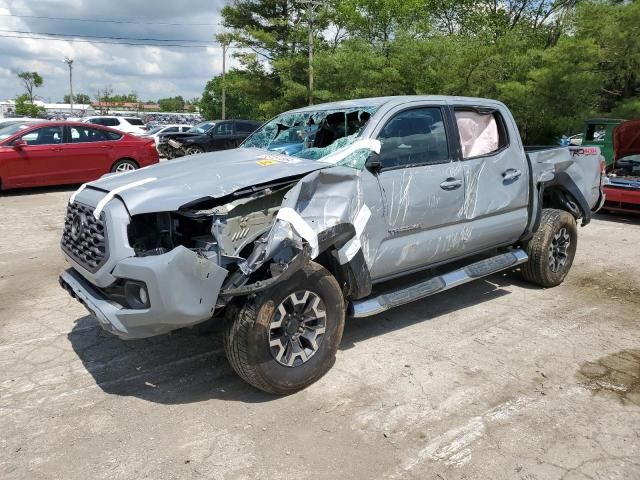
[0,114,266,191]
[157,119,261,159]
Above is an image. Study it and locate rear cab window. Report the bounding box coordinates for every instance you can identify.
[585,124,606,142]
[454,108,509,159]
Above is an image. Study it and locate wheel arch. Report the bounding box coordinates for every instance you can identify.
[111,157,139,170]
[537,172,593,228]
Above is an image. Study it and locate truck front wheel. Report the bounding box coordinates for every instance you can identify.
[521,208,578,288]
[224,262,345,395]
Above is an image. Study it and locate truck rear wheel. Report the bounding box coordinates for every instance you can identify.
[521,208,578,288]
[224,262,345,395]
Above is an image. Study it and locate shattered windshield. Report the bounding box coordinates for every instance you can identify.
[241,106,378,168]
[188,122,215,134]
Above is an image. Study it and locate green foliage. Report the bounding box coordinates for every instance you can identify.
[17,71,43,103]
[200,57,276,120]
[204,0,639,143]
[158,96,186,112]
[14,94,45,117]
[64,93,91,104]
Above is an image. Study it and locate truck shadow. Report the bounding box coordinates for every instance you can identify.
[68,270,522,405]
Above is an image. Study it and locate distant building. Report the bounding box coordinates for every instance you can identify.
[36,101,96,115]
[0,100,95,118]
[92,102,160,113]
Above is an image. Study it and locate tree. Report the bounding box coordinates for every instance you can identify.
[206,0,639,143]
[158,96,186,112]
[17,71,43,103]
[64,93,91,104]
[200,61,276,120]
[14,94,45,117]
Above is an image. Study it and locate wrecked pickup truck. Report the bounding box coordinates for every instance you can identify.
[59,96,605,394]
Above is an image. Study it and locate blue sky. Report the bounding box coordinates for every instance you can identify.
[0,0,233,102]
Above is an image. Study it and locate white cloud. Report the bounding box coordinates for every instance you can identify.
[0,0,237,102]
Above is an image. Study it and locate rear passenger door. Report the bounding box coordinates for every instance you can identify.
[210,122,236,150]
[362,104,467,280]
[453,105,529,251]
[65,126,113,181]
[235,121,258,143]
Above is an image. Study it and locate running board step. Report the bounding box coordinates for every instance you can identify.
[350,249,528,318]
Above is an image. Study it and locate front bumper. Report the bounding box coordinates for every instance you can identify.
[60,246,228,339]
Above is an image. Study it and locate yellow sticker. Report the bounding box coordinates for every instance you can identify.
[257,159,278,166]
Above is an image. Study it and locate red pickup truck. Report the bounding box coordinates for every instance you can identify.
[604,119,640,214]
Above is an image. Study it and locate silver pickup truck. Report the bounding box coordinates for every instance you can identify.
[59,96,605,394]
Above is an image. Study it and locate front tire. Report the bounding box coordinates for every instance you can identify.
[521,208,578,288]
[111,159,138,173]
[224,262,345,395]
[185,146,204,156]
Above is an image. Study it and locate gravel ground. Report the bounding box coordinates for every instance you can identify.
[1,185,639,480]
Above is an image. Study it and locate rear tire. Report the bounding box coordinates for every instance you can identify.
[224,262,345,395]
[111,159,138,173]
[521,208,577,288]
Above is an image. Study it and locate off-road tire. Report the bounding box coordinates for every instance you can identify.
[521,208,577,288]
[224,262,345,395]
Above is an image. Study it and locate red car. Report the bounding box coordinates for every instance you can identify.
[0,121,159,190]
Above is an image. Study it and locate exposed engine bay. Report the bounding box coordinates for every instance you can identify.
[125,175,318,309]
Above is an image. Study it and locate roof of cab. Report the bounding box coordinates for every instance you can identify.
[285,95,506,114]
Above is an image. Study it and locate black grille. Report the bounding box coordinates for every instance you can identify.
[61,202,108,272]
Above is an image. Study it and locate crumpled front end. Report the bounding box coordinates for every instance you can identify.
[59,185,230,339]
[59,144,379,339]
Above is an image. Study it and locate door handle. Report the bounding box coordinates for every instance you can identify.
[50,147,63,152]
[440,178,463,191]
[502,168,522,182]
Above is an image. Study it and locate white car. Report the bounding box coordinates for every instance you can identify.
[0,117,43,127]
[83,116,147,136]
[142,124,192,146]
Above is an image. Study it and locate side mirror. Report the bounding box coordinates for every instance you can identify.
[12,139,27,150]
[365,152,382,173]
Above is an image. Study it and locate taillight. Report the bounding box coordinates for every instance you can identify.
[145,140,158,157]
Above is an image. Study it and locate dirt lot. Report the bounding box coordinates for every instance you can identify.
[1,186,639,480]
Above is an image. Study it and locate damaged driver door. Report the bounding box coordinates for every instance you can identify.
[362,104,466,281]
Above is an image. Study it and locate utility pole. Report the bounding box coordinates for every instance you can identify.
[222,40,227,119]
[300,0,322,105]
[216,33,233,120]
[64,58,73,115]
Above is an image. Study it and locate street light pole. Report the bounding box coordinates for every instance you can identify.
[64,58,74,115]
[222,40,227,120]
[300,0,322,106]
